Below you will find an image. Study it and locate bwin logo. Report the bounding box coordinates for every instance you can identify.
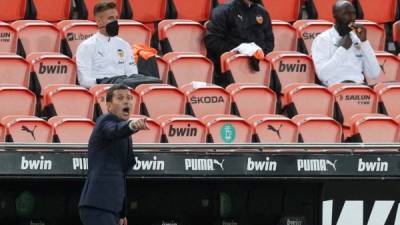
[278,60,307,73]
[38,61,68,74]
[247,157,277,171]
[168,124,197,137]
[358,157,388,172]
[133,156,165,171]
[185,158,225,171]
[21,156,52,170]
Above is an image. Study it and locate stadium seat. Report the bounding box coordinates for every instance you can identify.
[292,114,342,143]
[1,116,52,143]
[130,115,161,143]
[365,52,400,85]
[0,54,30,87]
[77,0,123,21]
[0,0,29,22]
[0,86,36,119]
[156,56,169,83]
[163,52,213,87]
[247,114,298,143]
[136,84,186,119]
[181,83,230,118]
[42,85,94,119]
[26,53,77,95]
[11,20,61,58]
[348,113,400,143]
[220,52,272,85]
[271,20,298,51]
[293,19,333,54]
[48,116,94,143]
[355,20,385,51]
[128,0,168,23]
[266,51,316,94]
[262,0,301,22]
[118,20,151,46]
[57,20,97,58]
[157,114,206,143]
[31,0,72,22]
[374,83,400,118]
[158,19,207,55]
[89,84,140,118]
[282,83,335,118]
[170,0,214,22]
[226,83,276,119]
[394,21,400,53]
[202,114,252,143]
[306,0,353,22]
[0,123,5,142]
[0,22,18,53]
[356,0,398,24]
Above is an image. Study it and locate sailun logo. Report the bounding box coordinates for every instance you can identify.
[133,156,165,171]
[20,156,52,170]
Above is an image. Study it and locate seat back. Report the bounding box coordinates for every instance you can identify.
[129,0,168,23]
[357,0,398,24]
[366,52,400,85]
[118,20,151,46]
[292,114,342,143]
[158,115,206,143]
[394,21,400,51]
[356,20,385,51]
[0,123,5,142]
[0,0,28,22]
[130,115,161,143]
[0,54,30,87]
[0,86,36,119]
[262,0,301,22]
[171,0,213,22]
[48,116,94,143]
[80,0,123,21]
[272,20,298,51]
[0,22,18,53]
[2,116,52,143]
[374,83,400,118]
[293,20,333,54]
[202,115,252,143]
[156,56,169,82]
[32,0,72,22]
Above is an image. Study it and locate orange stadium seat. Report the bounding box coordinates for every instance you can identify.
[356,0,398,24]
[26,53,77,95]
[42,85,94,119]
[76,0,123,21]
[0,54,30,87]
[48,116,94,143]
[262,0,301,22]
[374,83,400,118]
[282,83,335,118]
[158,115,206,143]
[181,83,230,118]
[220,52,272,85]
[202,114,252,143]
[136,84,186,119]
[129,0,168,23]
[163,52,213,87]
[31,0,72,22]
[0,22,18,53]
[159,19,207,55]
[306,0,353,22]
[89,84,140,118]
[0,123,5,142]
[170,0,214,22]
[366,52,400,85]
[293,19,333,54]
[0,86,36,119]
[247,114,298,143]
[0,0,29,22]
[118,20,152,46]
[2,116,52,143]
[271,20,298,51]
[156,56,169,83]
[292,114,342,143]
[355,20,386,51]
[226,83,276,119]
[11,20,61,58]
[266,51,316,94]
[57,20,97,58]
[348,113,400,143]
[394,21,400,52]
[130,115,162,143]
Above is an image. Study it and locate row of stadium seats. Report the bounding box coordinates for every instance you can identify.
[1,113,399,145]
[1,0,399,24]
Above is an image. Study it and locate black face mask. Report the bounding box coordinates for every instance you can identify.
[106,20,119,37]
[335,22,352,36]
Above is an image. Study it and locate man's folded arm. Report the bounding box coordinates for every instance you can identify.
[360,41,381,79]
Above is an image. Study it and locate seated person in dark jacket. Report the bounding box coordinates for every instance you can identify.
[205,0,274,86]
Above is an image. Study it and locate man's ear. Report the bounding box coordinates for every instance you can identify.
[106,102,112,112]
[95,16,104,28]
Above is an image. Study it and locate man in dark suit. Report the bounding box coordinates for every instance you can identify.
[79,84,149,225]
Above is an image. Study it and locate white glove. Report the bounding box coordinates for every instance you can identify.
[231,42,262,57]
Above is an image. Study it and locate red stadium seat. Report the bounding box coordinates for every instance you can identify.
[156,56,169,83]
[26,53,77,94]
[349,113,400,143]
[266,51,316,94]
[282,83,335,118]
[271,20,298,51]
[78,0,123,21]
[220,52,272,85]
[394,21,400,52]
[48,116,94,143]
[0,22,18,53]
[293,19,333,54]
[0,123,5,142]
[42,85,94,119]
[0,54,30,87]
[356,0,398,24]
[366,52,400,85]
[306,0,353,22]
[374,83,400,118]
[202,114,252,143]
[129,0,168,23]
[2,116,52,143]
[181,83,230,118]
[355,20,385,51]
[118,20,151,46]
[159,19,207,55]
[11,20,61,57]
[31,0,72,22]
[57,20,97,58]
[136,84,186,119]
[0,0,29,22]
[247,114,298,143]
[262,0,301,22]
[226,83,276,119]
[171,0,213,22]
[292,114,342,143]
[130,115,161,143]
[158,114,206,143]
[0,86,36,119]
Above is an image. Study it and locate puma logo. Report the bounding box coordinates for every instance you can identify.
[21,125,37,141]
[326,160,338,171]
[380,59,387,74]
[213,159,225,171]
[267,124,283,139]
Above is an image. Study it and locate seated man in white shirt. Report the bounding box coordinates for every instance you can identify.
[76,2,160,88]
[311,0,381,86]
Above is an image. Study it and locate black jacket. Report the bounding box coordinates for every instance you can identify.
[205,0,274,72]
[79,113,136,217]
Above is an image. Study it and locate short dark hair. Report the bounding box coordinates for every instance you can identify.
[94,2,117,17]
[106,84,130,102]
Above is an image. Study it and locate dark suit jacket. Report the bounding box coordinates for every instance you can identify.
[79,113,136,217]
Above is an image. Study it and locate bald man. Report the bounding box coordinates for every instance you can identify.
[311,0,381,86]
